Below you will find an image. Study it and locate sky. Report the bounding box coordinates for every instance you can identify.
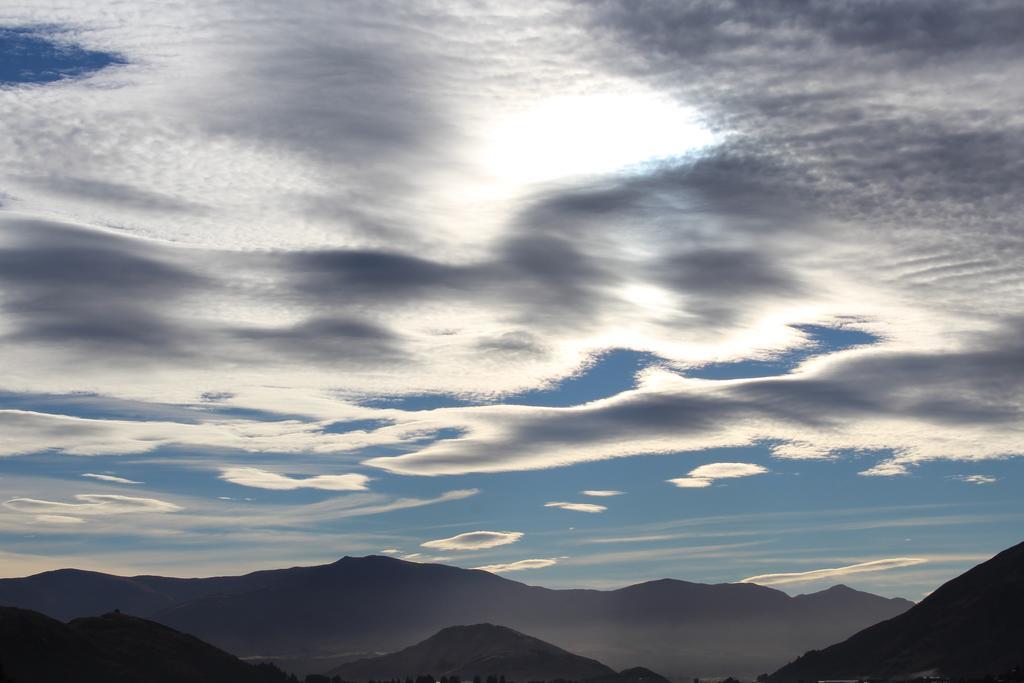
[0,1,1022,600]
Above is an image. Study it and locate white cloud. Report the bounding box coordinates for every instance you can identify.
[668,462,768,488]
[667,477,713,488]
[581,490,624,497]
[219,467,370,491]
[950,474,998,485]
[35,515,85,524]
[689,463,769,479]
[860,461,910,477]
[741,557,929,586]
[474,558,558,573]
[4,494,182,517]
[421,530,523,551]
[82,473,142,484]
[545,501,607,513]
[379,548,401,554]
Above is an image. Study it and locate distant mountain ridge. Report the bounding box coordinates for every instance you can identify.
[0,606,289,683]
[0,555,913,677]
[329,624,616,681]
[770,540,1024,681]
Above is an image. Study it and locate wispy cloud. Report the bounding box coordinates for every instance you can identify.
[667,478,713,488]
[331,489,479,519]
[82,473,143,485]
[36,514,86,525]
[474,558,558,573]
[219,467,370,491]
[581,490,624,497]
[421,530,523,551]
[741,557,929,586]
[545,501,607,513]
[859,461,910,477]
[950,474,998,485]
[4,494,182,518]
[668,462,768,488]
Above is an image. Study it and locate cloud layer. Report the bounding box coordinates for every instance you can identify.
[0,1,1020,581]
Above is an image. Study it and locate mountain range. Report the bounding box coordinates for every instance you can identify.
[0,606,290,683]
[0,555,912,677]
[770,540,1024,681]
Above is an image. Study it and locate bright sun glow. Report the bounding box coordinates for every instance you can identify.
[483,92,717,185]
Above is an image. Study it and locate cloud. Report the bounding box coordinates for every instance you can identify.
[421,530,523,551]
[668,462,768,489]
[81,473,142,485]
[667,478,713,489]
[331,489,479,519]
[35,515,85,525]
[581,490,624,497]
[741,558,929,586]
[689,462,769,479]
[950,474,998,485]
[3,494,182,517]
[474,558,558,573]
[219,467,370,491]
[545,501,608,513]
[859,461,910,477]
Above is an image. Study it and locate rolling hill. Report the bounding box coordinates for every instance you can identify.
[329,624,615,681]
[770,540,1024,681]
[0,606,290,683]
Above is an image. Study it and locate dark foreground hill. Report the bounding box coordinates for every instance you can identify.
[0,606,290,683]
[0,556,912,677]
[330,624,615,681]
[770,540,1024,681]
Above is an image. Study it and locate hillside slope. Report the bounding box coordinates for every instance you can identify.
[330,624,615,681]
[0,606,289,683]
[770,540,1024,681]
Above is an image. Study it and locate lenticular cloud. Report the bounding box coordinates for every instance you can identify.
[421,531,523,551]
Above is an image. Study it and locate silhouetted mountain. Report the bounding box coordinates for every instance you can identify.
[330,624,614,681]
[0,606,290,683]
[771,540,1024,681]
[0,555,912,677]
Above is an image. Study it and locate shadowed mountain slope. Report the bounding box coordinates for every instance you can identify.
[0,555,913,677]
[770,540,1024,681]
[0,606,289,683]
[330,624,615,681]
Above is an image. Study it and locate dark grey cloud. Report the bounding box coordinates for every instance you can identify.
[476,330,548,357]
[18,175,206,214]
[283,233,614,329]
[658,248,803,326]
[579,0,1024,238]
[0,219,208,357]
[230,316,406,364]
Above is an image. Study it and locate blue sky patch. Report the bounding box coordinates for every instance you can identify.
[0,27,124,85]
